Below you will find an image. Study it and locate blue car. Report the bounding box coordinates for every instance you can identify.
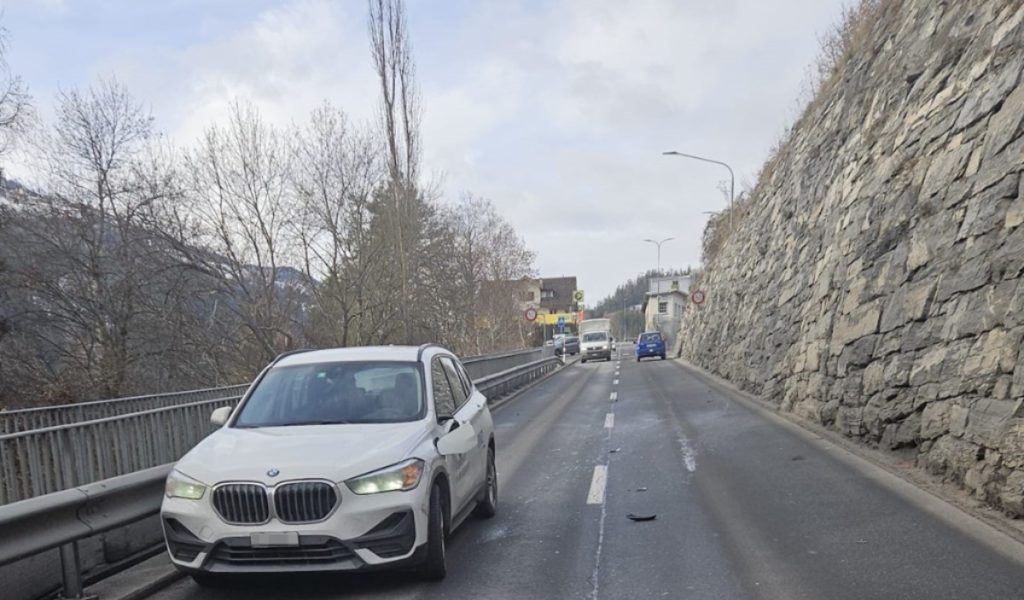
[636,331,666,361]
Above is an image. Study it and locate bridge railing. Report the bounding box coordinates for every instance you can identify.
[0,347,552,505]
[0,385,251,435]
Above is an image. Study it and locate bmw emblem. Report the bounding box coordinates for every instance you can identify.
[267,468,280,478]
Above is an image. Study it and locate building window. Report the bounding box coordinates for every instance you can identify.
[658,301,668,314]
[541,290,555,299]
[519,291,536,302]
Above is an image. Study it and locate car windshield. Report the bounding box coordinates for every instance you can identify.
[640,333,661,343]
[583,332,607,342]
[234,361,423,427]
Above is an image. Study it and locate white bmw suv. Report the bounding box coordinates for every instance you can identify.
[161,344,497,584]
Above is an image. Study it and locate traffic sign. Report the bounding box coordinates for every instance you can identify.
[524,307,538,322]
[573,290,584,303]
[691,290,706,305]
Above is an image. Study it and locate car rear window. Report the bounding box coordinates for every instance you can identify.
[640,333,662,343]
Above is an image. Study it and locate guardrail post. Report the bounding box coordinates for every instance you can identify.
[58,542,93,599]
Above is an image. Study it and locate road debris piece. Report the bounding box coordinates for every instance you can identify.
[627,513,657,522]
[610,448,621,453]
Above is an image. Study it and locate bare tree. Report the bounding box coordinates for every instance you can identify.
[368,0,422,341]
[0,23,30,160]
[446,195,536,353]
[0,80,183,399]
[174,101,302,377]
[291,103,392,347]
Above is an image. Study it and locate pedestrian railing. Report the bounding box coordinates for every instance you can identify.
[0,396,239,505]
[0,385,250,435]
[0,347,554,506]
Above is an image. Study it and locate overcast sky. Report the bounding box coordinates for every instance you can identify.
[3,0,846,302]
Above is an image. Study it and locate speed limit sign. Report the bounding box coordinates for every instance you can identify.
[524,307,538,322]
[691,290,706,305]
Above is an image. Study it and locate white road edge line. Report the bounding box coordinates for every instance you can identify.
[604,413,615,428]
[586,464,608,504]
[610,391,617,401]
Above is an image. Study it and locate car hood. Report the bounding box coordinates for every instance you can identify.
[173,422,432,486]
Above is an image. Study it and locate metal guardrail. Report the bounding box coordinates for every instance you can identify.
[0,354,568,599]
[462,347,552,381]
[475,357,561,399]
[0,465,171,599]
[0,397,239,505]
[0,385,250,435]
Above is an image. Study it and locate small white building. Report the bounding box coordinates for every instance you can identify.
[641,275,690,349]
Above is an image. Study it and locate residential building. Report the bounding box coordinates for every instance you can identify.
[641,275,691,349]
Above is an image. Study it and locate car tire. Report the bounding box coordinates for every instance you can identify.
[636,356,641,362]
[581,358,587,363]
[420,484,447,581]
[475,445,498,518]
[660,354,666,360]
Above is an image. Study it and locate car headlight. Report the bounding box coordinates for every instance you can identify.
[165,470,207,500]
[345,458,424,495]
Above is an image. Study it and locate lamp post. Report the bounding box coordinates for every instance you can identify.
[663,150,735,228]
[642,237,674,274]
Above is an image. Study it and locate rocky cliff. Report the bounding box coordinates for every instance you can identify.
[680,0,1024,515]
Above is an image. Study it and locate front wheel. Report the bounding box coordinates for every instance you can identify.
[419,484,447,581]
[475,446,497,518]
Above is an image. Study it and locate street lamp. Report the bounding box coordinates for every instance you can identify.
[663,150,735,228]
[643,237,674,273]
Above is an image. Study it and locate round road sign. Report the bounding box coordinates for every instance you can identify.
[691,290,706,305]
[525,307,538,322]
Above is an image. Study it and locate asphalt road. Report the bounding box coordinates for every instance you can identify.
[148,349,1024,599]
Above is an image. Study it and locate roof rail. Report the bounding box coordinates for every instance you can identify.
[417,343,445,361]
[271,348,316,365]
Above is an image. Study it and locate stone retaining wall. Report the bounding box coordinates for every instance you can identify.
[680,0,1024,515]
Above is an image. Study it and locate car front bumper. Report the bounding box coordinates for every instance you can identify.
[161,483,430,573]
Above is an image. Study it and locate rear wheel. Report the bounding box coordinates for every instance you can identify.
[420,484,447,581]
[636,356,641,362]
[475,445,498,518]
[660,354,666,360]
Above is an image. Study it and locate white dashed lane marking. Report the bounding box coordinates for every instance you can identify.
[586,465,608,504]
[605,413,615,428]
[610,391,617,401]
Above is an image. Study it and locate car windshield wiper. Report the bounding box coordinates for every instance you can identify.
[284,419,353,426]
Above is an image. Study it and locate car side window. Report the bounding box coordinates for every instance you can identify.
[454,360,474,396]
[431,358,457,418]
[440,357,469,408]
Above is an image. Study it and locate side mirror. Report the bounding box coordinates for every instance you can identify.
[436,421,477,455]
[210,406,232,427]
